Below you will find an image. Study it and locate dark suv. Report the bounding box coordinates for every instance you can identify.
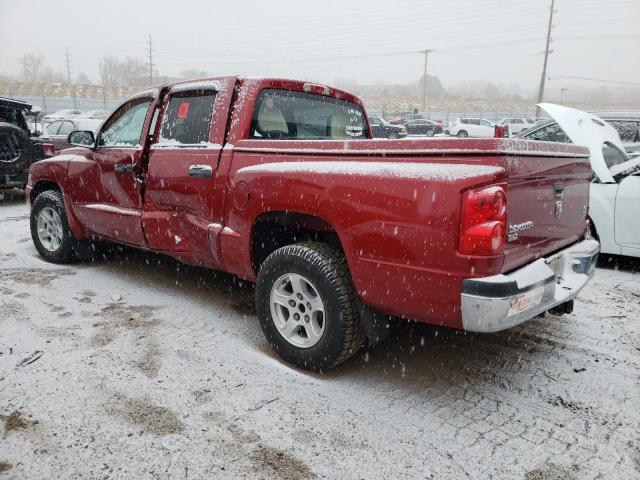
[368,115,407,139]
[0,97,53,190]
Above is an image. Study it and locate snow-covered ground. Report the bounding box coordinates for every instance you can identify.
[1,193,639,480]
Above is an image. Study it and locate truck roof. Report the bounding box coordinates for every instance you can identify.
[0,96,33,111]
[137,76,364,107]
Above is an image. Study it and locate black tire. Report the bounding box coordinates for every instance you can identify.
[388,132,398,139]
[30,190,83,263]
[255,242,365,371]
[0,122,35,176]
[457,130,468,138]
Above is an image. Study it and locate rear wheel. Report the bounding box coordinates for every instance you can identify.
[457,130,468,138]
[255,242,365,371]
[30,190,83,263]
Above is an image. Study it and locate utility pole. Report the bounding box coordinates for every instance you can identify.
[21,54,27,82]
[560,87,568,102]
[65,48,77,109]
[536,0,555,117]
[64,48,72,84]
[421,49,433,114]
[147,35,154,85]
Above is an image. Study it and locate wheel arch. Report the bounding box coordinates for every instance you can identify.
[250,210,347,275]
[30,179,85,240]
[30,180,61,203]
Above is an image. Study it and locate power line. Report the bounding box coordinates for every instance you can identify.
[550,76,640,86]
[536,0,555,116]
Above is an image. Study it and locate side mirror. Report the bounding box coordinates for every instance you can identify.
[68,130,95,147]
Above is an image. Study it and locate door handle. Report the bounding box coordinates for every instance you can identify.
[188,165,212,178]
[115,163,135,174]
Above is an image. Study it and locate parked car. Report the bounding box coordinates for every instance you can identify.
[447,118,495,138]
[519,113,640,155]
[77,110,111,120]
[498,117,536,135]
[368,115,407,138]
[388,116,407,125]
[42,109,84,124]
[528,104,640,258]
[594,112,640,156]
[27,77,598,371]
[0,97,54,190]
[405,119,442,136]
[45,118,103,152]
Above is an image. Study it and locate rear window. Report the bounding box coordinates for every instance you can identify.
[250,89,367,140]
[158,89,216,145]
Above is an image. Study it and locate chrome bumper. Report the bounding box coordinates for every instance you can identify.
[461,239,599,333]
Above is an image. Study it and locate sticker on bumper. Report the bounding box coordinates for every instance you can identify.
[507,287,544,317]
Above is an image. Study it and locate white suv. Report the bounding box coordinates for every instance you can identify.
[498,117,536,135]
[447,118,494,138]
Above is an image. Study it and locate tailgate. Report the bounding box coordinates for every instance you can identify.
[501,144,592,273]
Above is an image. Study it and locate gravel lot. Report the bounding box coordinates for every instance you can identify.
[1,193,639,480]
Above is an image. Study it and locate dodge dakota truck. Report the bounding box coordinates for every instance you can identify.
[26,77,599,371]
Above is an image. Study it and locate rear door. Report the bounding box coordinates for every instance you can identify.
[142,79,235,264]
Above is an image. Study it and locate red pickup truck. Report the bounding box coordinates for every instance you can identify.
[26,77,599,371]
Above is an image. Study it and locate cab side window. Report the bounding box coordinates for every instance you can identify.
[157,89,217,146]
[99,97,152,147]
[250,89,367,140]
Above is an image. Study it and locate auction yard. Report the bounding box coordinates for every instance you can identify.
[0,194,637,479]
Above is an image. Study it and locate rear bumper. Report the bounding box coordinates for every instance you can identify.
[461,238,599,333]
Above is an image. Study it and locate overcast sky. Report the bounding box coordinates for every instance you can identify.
[1,0,638,93]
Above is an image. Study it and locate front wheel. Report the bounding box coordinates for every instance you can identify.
[255,242,365,371]
[388,132,398,139]
[457,130,468,138]
[30,190,82,263]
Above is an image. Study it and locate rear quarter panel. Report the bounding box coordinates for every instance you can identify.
[222,142,506,327]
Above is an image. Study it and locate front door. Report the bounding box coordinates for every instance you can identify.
[67,93,156,246]
[142,79,235,266]
[615,174,640,249]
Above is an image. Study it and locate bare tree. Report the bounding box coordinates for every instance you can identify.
[118,57,147,86]
[75,72,92,85]
[20,54,46,82]
[99,55,120,87]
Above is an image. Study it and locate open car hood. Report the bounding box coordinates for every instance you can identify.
[538,103,636,183]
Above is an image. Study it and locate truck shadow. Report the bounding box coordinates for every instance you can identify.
[597,254,640,274]
[82,243,569,389]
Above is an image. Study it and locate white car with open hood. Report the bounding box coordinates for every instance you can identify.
[540,103,640,258]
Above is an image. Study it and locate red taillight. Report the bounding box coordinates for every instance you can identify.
[42,143,55,157]
[459,185,507,255]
